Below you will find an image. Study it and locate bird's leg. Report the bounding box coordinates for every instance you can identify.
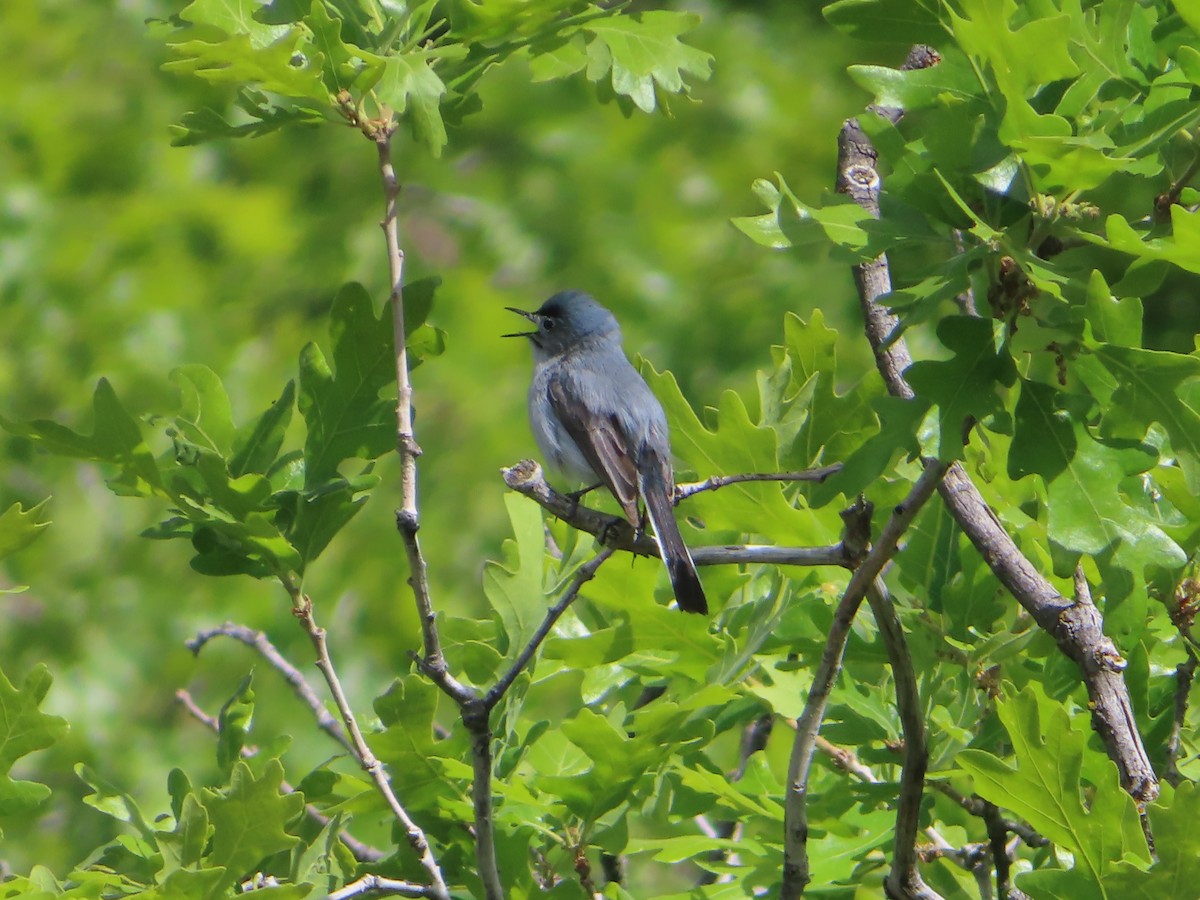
[565,481,603,516]
[633,505,650,543]
[597,515,627,547]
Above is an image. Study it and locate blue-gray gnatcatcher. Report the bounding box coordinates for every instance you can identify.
[505,290,708,615]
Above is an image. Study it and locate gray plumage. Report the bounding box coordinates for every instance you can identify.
[506,290,707,614]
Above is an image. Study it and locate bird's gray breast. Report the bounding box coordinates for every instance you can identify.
[529,363,598,483]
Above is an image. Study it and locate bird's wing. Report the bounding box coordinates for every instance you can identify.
[547,371,641,524]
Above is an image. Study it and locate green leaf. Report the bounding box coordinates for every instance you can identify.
[1084,209,1200,276]
[167,31,328,104]
[1009,379,1185,575]
[1084,270,1141,346]
[957,685,1151,884]
[178,0,291,45]
[0,665,68,827]
[847,53,982,111]
[0,499,50,562]
[76,762,155,840]
[537,707,677,821]
[217,672,255,776]
[171,364,237,455]
[157,793,212,873]
[906,316,1017,459]
[298,282,397,486]
[368,49,450,155]
[528,32,589,82]
[230,380,296,477]
[582,11,712,114]
[280,472,379,568]
[1091,345,1200,493]
[823,0,945,44]
[484,492,550,655]
[645,363,838,546]
[768,310,882,477]
[0,379,164,497]
[202,759,305,892]
[1104,781,1200,897]
[169,101,326,145]
[372,675,471,816]
[732,175,879,259]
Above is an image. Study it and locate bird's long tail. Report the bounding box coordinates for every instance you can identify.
[641,467,708,615]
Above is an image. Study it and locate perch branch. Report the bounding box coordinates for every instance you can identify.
[782,459,948,900]
[837,45,1158,806]
[503,460,853,568]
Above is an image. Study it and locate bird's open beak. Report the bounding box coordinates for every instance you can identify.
[503,307,537,338]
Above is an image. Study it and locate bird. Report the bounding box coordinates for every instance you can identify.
[505,290,707,614]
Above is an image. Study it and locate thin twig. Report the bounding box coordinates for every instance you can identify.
[377,136,469,706]
[675,465,842,500]
[838,47,1158,807]
[329,874,438,899]
[981,800,1014,900]
[186,622,352,753]
[284,578,449,900]
[816,736,878,782]
[174,689,385,864]
[782,459,948,900]
[864,579,939,900]
[1165,648,1197,787]
[931,782,1048,848]
[504,460,854,567]
[813,733,999,890]
[485,548,616,709]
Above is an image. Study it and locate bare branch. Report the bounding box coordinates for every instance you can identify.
[782,459,948,899]
[675,465,842,501]
[816,735,879,782]
[863,580,939,900]
[283,579,450,900]
[375,135,470,708]
[437,548,617,900]
[503,460,853,568]
[837,48,1158,806]
[486,548,615,709]
[329,874,438,899]
[186,621,352,754]
[931,782,1048,848]
[1165,648,1197,787]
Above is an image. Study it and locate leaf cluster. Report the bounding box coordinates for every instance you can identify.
[164,0,712,152]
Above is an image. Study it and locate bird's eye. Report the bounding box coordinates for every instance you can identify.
[542,317,556,331]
